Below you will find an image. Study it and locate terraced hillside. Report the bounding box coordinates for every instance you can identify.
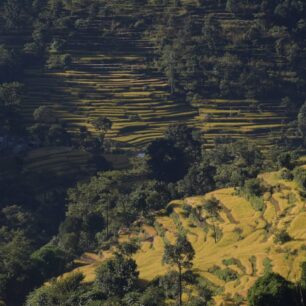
[19,1,297,149]
[64,168,306,304]
[194,98,289,148]
[22,12,198,148]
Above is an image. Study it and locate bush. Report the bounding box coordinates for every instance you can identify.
[263,257,273,273]
[208,265,239,282]
[47,54,72,70]
[293,168,306,190]
[280,168,293,180]
[277,152,297,170]
[243,178,264,197]
[274,230,292,244]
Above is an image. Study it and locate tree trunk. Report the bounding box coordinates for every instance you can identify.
[106,202,109,237]
[299,284,305,306]
[178,264,182,306]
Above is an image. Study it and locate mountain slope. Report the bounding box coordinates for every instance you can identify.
[63,169,306,304]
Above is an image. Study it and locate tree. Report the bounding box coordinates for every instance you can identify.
[0,229,34,304]
[299,262,306,305]
[247,272,296,306]
[146,139,188,182]
[47,124,71,146]
[129,180,171,215]
[0,45,18,83]
[91,116,112,135]
[177,162,216,196]
[163,234,195,306]
[298,102,306,142]
[95,254,139,298]
[91,116,112,152]
[3,0,28,29]
[31,244,67,282]
[0,82,24,108]
[117,239,140,257]
[202,197,221,243]
[0,82,24,133]
[33,106,57,124]
[25,272,85,306]
[164,123,201,163]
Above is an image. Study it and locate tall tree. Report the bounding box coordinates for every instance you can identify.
[298,102,306,143]
[146,139,188,182]
[95,254,139,298]
[91,116,112,152]
[202,197,221,243]
[163,234,195,306]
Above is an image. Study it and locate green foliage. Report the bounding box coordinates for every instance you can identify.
[2,0,31,29]
[33,106,57,124]
[208,265,239,282]
[0,228,34,304]
[31,244,67,281]
[26,272,85,306]
[0,82,24,133]
[222,257,246,274]
[91,116,113,134]
[208,141,264,188]
[249,255,257,276]
[163,234,195,270]
[177,162,216,197]
[163,234,195,305]
[247,272,295,306]
[146,138,188,182]
[274,230,292,244]
[117,239,140,257]
[277,152,297,170]
[240,178,266,211]
[280,168,293,180]
[243,178,264,197]
[47,54,72,70]
[164,123,201,163]
[294,168,306,190]
[129,180,171,214]
[95,254,139,298]
[263,257,273,273]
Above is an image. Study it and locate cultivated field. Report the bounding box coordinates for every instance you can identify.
[63,168,306,304]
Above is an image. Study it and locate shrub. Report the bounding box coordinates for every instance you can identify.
[293,168,306,190]
[243,178,264,197]
[274,230,292,244]
[208,265,239,282]
[280,168,293,181]
[249,256,257,276]
[277,152,297,170]
[263,257,273,273]
[47,54,72,70]
[181,204,192,217]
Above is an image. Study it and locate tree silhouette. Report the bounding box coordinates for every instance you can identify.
[163,234,195,305]
[202,197,221,243]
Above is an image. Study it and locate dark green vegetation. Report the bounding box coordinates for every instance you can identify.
[0,0,306,305]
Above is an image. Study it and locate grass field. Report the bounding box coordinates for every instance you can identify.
[61,168,306,304]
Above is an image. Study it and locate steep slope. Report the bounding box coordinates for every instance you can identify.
[22,11,198,149]
[64,169,306,304]
[19,1,300,149]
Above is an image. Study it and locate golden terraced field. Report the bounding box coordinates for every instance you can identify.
[62,168,306,304]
